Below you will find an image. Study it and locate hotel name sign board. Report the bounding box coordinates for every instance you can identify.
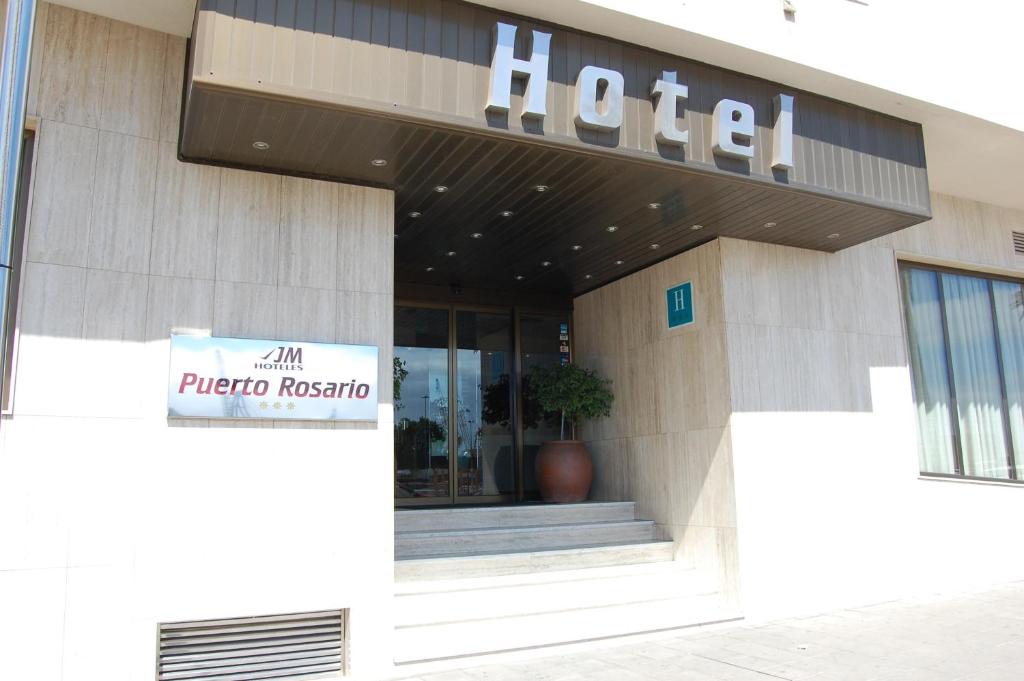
[167,335,379,422]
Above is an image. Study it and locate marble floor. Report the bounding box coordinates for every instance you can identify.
[389,581,1024,681]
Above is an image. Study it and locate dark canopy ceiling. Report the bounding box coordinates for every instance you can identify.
[181,86,926,297]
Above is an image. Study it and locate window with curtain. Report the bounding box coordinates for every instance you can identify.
[900,264,1024,481]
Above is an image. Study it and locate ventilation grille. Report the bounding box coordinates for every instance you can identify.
[1014,231,1024,255]
[158,610,346,681]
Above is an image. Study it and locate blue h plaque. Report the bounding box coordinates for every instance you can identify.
[666,281,694,328]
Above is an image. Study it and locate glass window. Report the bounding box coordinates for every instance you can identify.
[900,264,1024,481]
[992,280,1024,478]
[901,268,957,475]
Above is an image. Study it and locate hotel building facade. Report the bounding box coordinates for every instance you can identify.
[0,0,1022,679]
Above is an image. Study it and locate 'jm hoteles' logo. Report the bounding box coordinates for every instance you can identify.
[256,345,304,371]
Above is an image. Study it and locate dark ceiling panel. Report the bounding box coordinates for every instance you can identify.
[181,86,924,297]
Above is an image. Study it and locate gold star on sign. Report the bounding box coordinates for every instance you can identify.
[273,402,282,410]
[259,402,269,410]
[287,402,296,410]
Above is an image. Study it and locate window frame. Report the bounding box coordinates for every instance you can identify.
[898,260,1024,484]
[1,128,35,415]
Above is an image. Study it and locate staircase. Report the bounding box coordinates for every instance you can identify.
[393,502,738,665]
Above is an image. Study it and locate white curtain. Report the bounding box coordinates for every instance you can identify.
[941,273,1011,479]
[902,269,957,474]
[992,280,1024,478]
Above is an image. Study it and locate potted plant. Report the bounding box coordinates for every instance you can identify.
[530,363,614,503]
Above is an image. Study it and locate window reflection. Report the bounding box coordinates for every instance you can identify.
[394,307,450,498]
[520,314,570,496]
[456,311,515,496]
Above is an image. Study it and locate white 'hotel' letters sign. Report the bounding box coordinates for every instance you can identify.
[485,22,795,170]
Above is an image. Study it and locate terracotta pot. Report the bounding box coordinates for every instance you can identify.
[535,440,593,503]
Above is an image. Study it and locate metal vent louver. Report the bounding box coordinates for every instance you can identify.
[158,610,346,681]
[1014,231,1024,255]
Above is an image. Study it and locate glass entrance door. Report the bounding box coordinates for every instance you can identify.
[519,312,571,497]
[394,304,569,505]
[455,310,515,499]
[394,306,451,500]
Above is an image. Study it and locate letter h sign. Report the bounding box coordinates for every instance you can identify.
[666,281,694,329]
[485,22,551,121]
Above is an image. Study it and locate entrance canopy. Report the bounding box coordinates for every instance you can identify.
[181,0,930,296]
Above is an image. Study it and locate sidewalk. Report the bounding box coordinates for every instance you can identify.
[391,582,1024,681]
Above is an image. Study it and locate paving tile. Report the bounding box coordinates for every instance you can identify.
[399,583,1024,681]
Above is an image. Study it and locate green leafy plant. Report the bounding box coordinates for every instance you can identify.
[530,363,613,440]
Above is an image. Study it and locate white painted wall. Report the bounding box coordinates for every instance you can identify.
[0,4,395,680]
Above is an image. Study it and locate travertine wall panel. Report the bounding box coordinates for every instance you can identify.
[82,269,148,341]
[876,192,1024,271]
[279,176,339,290]
[37,5,108,127]
[145,276,215,340]
[2,5,397,680]
[150,142,221,279]
[216,169,282,285]
[99,20,166,139]
[25,120,97,266]
[578,191,1024,621]
[87,131,158,273]
[721,195,1024,619]
[574,240,739,603]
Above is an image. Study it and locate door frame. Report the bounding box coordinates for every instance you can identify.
[394,300,572,506]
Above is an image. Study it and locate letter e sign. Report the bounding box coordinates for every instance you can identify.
[666,281,694,329]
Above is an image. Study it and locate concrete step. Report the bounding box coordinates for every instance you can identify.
[395,562,715,626]
[394,502,637,532]
[394,541,675,581]
[393,592,738,664]
[394,519,657,559]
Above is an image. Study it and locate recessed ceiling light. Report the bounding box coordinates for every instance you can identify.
[470,232,483,239]
[690,224,703,231]
[571,244,583,251]
[408,211,422,218]
[500,210,514,217]
[515,274,525,281]
[434,185,448,193]
[535,185,549,193]
[763,221,777,228]
[252,141,270,151]
[614,259,624,265]
[370,159,388,167]
[425,266,434,272]
[649,243,661,250]
[827,233,840,239]
[540,261,552,267]
[446,251,457,257]
[584,274,592,279]
[648,202,661,209]
[606,225,619,233]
